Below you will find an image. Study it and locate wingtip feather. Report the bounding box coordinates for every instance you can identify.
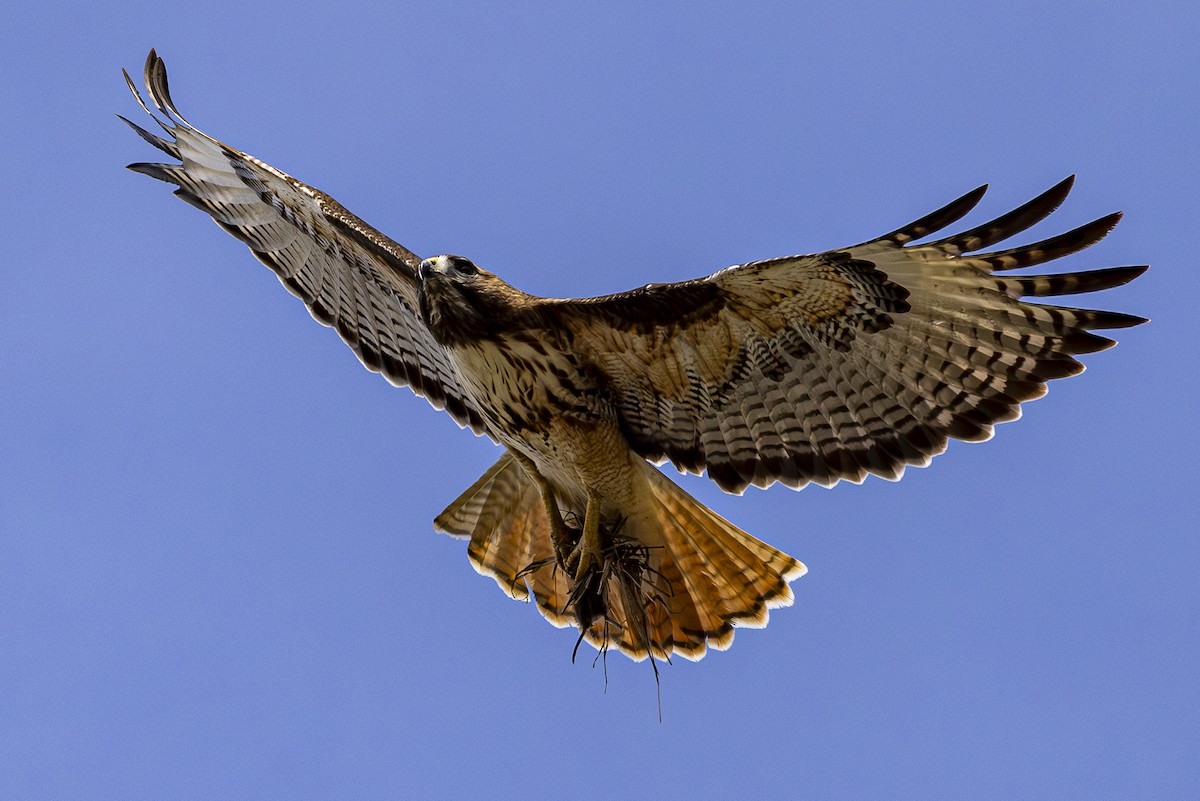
[143,48,192,127]
[934,175,1079,254]
[117,113,178,156]
[877,182,989,246]
[126,162,178,183]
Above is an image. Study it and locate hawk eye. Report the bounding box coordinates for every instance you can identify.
[452,257,478,276]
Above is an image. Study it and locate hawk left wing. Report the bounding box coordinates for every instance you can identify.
[547,178,1146,493]
[121,50,491,435]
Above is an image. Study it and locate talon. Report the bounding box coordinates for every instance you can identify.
[549,520,574,570]
[569,543,600,580]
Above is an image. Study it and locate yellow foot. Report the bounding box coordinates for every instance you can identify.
[567,495,603,580]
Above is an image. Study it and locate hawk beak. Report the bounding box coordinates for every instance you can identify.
[419,256,453,282]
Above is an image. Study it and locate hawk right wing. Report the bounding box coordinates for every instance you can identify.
[122,49,492,436]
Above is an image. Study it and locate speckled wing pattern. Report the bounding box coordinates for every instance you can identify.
[553,178,1146,493]
[120,50,491,435]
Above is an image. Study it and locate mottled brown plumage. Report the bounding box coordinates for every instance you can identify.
[123,50,1146,662]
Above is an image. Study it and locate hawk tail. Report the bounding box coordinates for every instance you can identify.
[434,453,806,662]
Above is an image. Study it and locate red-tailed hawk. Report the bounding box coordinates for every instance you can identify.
[122,50,1146,663]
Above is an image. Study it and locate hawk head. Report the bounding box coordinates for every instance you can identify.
[418,255,527,347]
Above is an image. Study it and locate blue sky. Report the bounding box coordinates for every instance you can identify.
[2,2,1195,799]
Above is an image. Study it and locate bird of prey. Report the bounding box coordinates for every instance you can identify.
[122,50,1146,663]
